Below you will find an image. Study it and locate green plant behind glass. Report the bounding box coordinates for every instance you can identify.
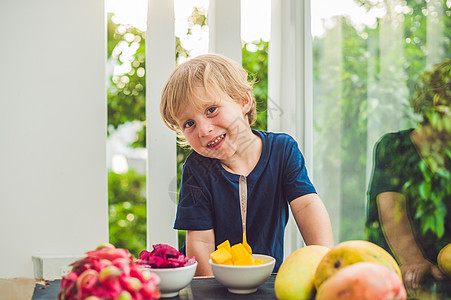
[404,59,451,239]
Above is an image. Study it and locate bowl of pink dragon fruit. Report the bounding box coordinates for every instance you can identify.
[58,243,160,300]
[138,244,197,298]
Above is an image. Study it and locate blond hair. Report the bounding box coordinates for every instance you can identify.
[160,54,256,140]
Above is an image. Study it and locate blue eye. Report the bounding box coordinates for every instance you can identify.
[207,106,217,114]
[184,120,194,128]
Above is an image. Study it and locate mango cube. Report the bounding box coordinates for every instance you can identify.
[234,254,255,266]
[212,240,261,266]
[217,240,231,252]
[230,243,248,262]
[222,259,233,265]
[210,247,232,264]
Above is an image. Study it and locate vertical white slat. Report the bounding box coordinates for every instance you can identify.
[268,0,312,257]
[208,0,242,64]
[300,0,314,175]
[426,0,445,67]
[147,0,178,249]
[315,17,343,244]
[268,0,282,133]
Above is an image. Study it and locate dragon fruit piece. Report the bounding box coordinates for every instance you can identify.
[87,248,130,261]
[97,259,113,271]
[138,250,152,261]
[89,258,112,273]
[165,258,183,268]
[113,258,132,276]
[99,265,122,283]
[184,256,197,266]
[138,268,160,286]
[102,277,123,297]
[117,290,132,300]
[70,257,93,272]
[145,256,165,268]
[140,282,160,299]
[129,267,146,283]
[139,244,196,269]
[119,276,142,293]
[60,271,78,289]
[76,269,98,292]
[59,244,161,300]
[95,243,116,251]
[150,248,171,260]
[151,244,180,258]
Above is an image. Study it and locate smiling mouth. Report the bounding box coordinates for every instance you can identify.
[207,133,226,148]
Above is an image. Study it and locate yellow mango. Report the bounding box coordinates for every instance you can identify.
[217,240,231,253]
[275,245,330,300]
[210,247,232,264]
[254,259,264,265]
[314,240,401,289]
[230,243,248,262]
[235,254,255,266]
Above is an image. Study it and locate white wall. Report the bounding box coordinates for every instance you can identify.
[0,0,108,279]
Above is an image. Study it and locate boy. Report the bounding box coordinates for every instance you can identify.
[160,53,334,276]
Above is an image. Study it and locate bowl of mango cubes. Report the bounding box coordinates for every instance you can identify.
[209,240,275,294]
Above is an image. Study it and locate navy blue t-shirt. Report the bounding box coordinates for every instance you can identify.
[174,130,317,271]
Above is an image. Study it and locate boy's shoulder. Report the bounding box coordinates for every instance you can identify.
[255,130,297,147]
[376,128,414,149]
[184,150,218,169]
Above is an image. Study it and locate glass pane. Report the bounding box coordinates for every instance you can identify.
[311,0,450,295]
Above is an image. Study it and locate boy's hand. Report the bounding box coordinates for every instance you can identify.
[186,229,215,276]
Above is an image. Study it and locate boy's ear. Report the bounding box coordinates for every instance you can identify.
[242,91,254,113]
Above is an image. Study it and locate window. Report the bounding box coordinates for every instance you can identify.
[311,0,450,244]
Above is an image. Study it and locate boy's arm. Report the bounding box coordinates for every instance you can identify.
[290,193,334,248]
[186,229,215,276]
[376,192,445,289]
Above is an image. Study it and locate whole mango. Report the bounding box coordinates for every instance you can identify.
[274,245,330,300]
[316,262,406,300]
[314,240,401,289]
[438,243,451,277]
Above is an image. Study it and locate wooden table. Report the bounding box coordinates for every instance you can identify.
[32,274,277,299]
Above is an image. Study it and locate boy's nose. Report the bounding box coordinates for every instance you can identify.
[198,120,213,137]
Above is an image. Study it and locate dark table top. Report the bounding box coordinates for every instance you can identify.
[32,274,277,300]
[31,274,451,300]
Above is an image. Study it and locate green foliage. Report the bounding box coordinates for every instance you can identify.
[108,170,147,258]
[404,59,451,239]
[107,14,146,148]
[243,40,269,131]
[406,160,450,238]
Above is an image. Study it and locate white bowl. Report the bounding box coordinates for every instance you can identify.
[209,254,275,294]
[143,261,197,298]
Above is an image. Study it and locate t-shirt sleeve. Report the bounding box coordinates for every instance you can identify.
[173,162,214,230]
[283,137,317,202]
[368,134,403,199]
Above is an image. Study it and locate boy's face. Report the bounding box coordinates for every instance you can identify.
[175,87,252,162]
